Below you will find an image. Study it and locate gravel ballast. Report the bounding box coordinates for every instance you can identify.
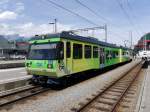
[0,60,141,112]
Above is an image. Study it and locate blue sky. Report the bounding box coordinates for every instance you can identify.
[0,0,150,46]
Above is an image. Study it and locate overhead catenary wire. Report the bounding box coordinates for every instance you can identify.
[43,0,130,45]
[126,0,144,34]
[75,0,129,40]
[75,0,108,23]
[75,0,132,31]
[44,0,99,26]
[43,0,111,42]
[75,0,121,28]
[115,0,141,37]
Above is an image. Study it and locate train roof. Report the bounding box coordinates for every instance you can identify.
[30,31,129,50]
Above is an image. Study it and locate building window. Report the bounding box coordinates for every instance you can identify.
[73,43,82,59]
[85,45,91,58]
[66,42,71,58]
[93,46,98,58]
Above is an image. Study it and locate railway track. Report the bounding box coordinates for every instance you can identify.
[71,61,144,112]
[0,85,51,108]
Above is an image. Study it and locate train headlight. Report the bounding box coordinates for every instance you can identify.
[47,64,53,69]
[26,63,30,67]
[26,62,32,67]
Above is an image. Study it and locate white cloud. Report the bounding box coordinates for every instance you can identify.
[0,23,15,35]
[18,22,71,37]
[0,22,129,46]
[0,22,72,37]
[0,11,17,20]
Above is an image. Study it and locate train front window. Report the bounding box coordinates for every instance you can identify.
[28,42,64,60]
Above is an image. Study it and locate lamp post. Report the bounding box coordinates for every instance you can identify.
[49,19,57,33]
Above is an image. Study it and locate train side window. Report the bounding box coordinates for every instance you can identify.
[116,51,119,57]
[57,42,64,59]
[106,50,109,60]
[66,42,71,58]
[73,43,82,59]
[112,51,116,58]
[100,48,103,64]
[85,45,91,58]
[123,51,125,56]
[108,51,111,59]
[102,48,105,62]
[93,46,98,58]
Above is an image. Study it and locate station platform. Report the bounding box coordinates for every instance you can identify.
[0,60,24,64]
[0,67,27,81]
[136,61,150,112]
[0,60,25,69]
[0,67,31,91]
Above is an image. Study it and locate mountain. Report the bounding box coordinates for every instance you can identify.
[4,34,29,42]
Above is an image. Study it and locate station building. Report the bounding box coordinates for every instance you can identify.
[0,35,29,59]
[15,41,29,55]
[0,35,14,58]
[134,33,150,52]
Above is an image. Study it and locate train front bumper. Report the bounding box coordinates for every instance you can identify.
[26,68,58,78]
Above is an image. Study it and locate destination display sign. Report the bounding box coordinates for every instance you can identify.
[31,44,57,50]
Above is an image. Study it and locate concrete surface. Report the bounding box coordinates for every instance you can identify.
[137,62,150,112]
[0,60,25,64]
[0,60,25,69]
[0,67,31,92]
[0,60,141,112]
[0,68,28,81]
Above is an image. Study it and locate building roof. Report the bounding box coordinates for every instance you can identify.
[16,42,29,51]
[140,32,150,41]
[31,31,128,50]
[0,35,11,49]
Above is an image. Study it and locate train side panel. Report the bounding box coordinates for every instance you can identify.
[104,47,120,67]
[61,38,99,76]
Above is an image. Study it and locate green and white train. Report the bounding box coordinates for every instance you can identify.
[25,31,132,85]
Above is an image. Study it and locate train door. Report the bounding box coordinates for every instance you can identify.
[102,48,105,65]
[66,41,72,74]
[119,49,122,62]
[72,43,83,72]
[99,47,105,68]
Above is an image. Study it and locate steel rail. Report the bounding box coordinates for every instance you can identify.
[0,86,51,107]
[111,63,142,112]
[75,61,143,112]
[0,85,38,98]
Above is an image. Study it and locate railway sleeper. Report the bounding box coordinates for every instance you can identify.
[126,91,135,95]
[112,87,127,90]
[97,99,115,105]
[91,105,110,112]
[101,95,118,101]
[113,85,128,88]
[121,99,132,103]
[105,91,123,95]
[108,88,125,93]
